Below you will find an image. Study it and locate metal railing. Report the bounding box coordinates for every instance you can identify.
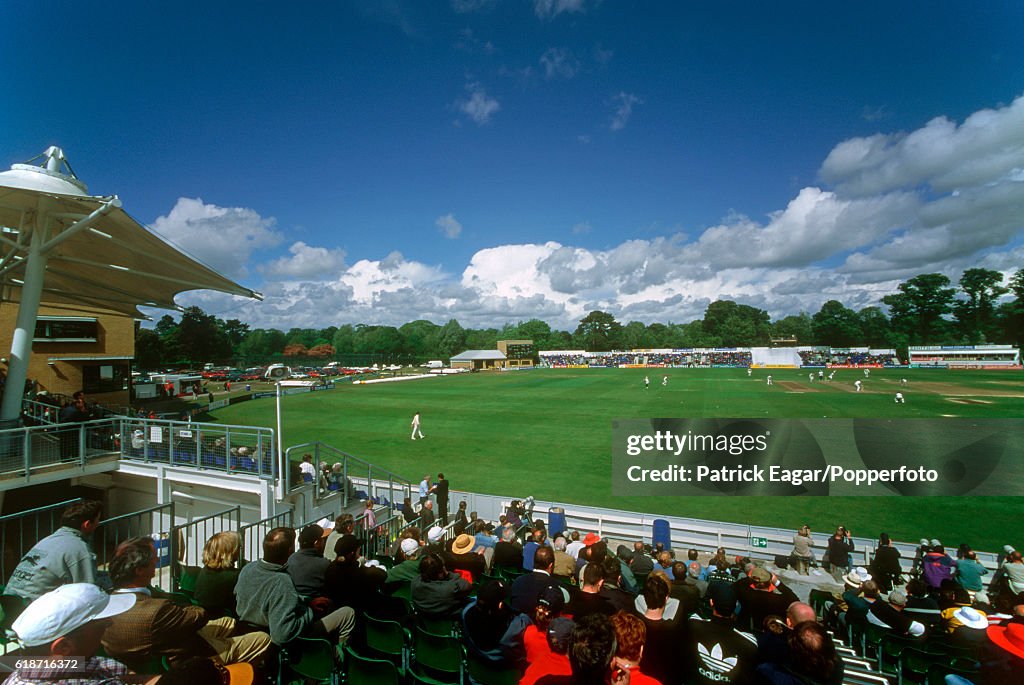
[353,509,407,558]
[239,509,294,564]
[0,419,121,479]
[0,498,83,584]
[118,418,276,478]
[94,503,176,592]
[284,441,413,509]
[169,506,242,586]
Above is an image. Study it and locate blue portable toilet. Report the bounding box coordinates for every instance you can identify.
[548,507,567,537]
[652,519,672,551]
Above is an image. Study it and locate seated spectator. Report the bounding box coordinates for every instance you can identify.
[523,528,550,572]
[298,454,315,483]
[287,524,330,597]
[552,537,576,578]
[904,578,940,611]
[865,588,925,638]
[521,615,574,685]
[472,521,498,569]
[836,569,877,628]
[599,556,636,614]
[631,541,654,576]
[688,582,757,685]
[707,548,734,582]
[424,525,446,554]
[493,525,524,570]
[954,549,989,595]
[636,574,688,685]
[510,547,559,615]
[610,611,663,685]
[535,614,627,685]
[734,566,799,631]
[194,531,241,617]
[461,579,530,667]
[565,531,585,560]
[235,527,355,647]
[3,500,102,608]
[983,620,1024,680]
[921,544,956,590]
[868,533,902,592]
[411,552,472,618]
[102,537,270,669]
[654,550,675,580]
[945,606,990,646]
[756,621,843,685]
[687,549,705,579]
[324,534,386,613]
[445,533,486,581]
[613,546,639,594]
[322,514,354,562]
[566,561,615,620]
[669,561,701,617]
[999,550,1024,600]
[9,584,136,685]
[401,497,417,523]
[387,536,424,587]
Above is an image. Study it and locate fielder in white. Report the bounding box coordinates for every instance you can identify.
[411,411,425,440]
[895,392,905,403]
[854,380,862,392]
[662,375,668,387]
[766,375,773,386]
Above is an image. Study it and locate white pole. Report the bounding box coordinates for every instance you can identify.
[275,382,284,498]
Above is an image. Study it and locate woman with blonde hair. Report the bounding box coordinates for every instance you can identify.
[194,530,241,616]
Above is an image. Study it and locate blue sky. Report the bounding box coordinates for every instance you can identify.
[4,1,1023,330]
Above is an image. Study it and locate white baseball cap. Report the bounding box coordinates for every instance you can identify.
[13,583,136,647]
[427,526,445,543]
[401,538,420,555]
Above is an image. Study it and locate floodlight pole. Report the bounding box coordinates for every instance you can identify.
[0,197,120,424]
[275,381,284,499]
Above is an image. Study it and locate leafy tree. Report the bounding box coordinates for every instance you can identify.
[702,300,770,346]
[175,306,231,364]
[437,319,467,358]
[953,268,1007,343]
[645,323,673,347]
[331,325,356,355]
[619,321,652,350]
[135,327,163,370]
[771,314,813,345]
[222,319,250,353]
[515,319,554,349]
[811,300,862,347]
[354,325,404,356]
[399,320,441,359]
[465,328,499,350]
[857,307,892,348]
[238,328,286,360]
[882,273,955,343]
[574,310,622,351]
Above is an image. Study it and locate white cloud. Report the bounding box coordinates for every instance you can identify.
[610,92,642,131]
[455,83,500,125]
[260,241,347,279]
[540,47,580,80]
[149,197,282,280]
[436,213,463,239]
[534,0,586,20]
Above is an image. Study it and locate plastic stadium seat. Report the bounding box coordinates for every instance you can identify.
[465,651,521,685]
[345,645,400,685]
[415,611,459,637]
[899,646,948,684]
[176,565,202,597]
[808,589,832,620]
[369,590,413,621]
[363,614,410,670]
[283,636,337,684]
[877,632,925,677]
[925,660,980,685]
[860,623,889,664]
[412,626,464,683]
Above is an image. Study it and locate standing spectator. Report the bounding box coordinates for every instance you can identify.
[194,531,242,617]
[3,500,102,607]
[826,527,855,583]
[419,500,436,528]
[434,473,450,524]
[234,527,355,647]
[9,584,136,685]
[791,525,814,576]
[418,473,431,506]
[869,533,902,592]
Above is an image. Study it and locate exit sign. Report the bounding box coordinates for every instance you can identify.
[750,536,768,548]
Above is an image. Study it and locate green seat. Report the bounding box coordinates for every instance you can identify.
[284,636,337,683]
[465,651,520,685]
[925,660,979,685]
[900,646,948,684]
[808,589,832,620]
[177,565,202,597]
[416,612,458,636]
[861,622,889,663]
[364,614,409,670]
[369,590,413,621]
[345,645,401,685]
[878,632,923,677]
[412,626,464,683]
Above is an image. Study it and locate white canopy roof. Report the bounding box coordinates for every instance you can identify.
[0,148,261,318]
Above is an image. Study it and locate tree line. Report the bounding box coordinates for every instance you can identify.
[135,268,1024,368]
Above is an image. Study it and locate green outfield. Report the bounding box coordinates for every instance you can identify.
[208,367,1024,551]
